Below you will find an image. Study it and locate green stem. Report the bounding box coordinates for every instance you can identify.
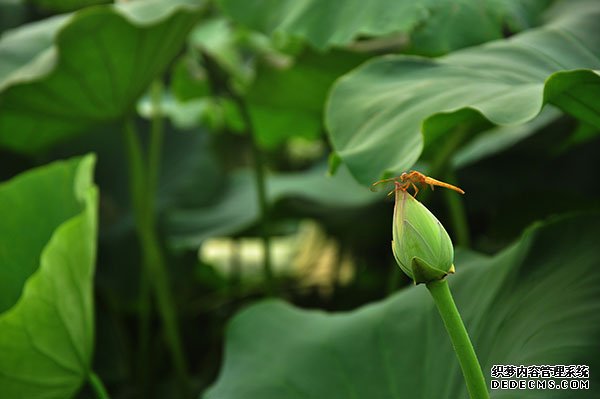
[123,119,190,397]
[125,118,151,393]
[142,229,189,395]
[232,95,274,295]
[136,80,164,395]
[443,171,470,247]
[136,251,151,395]
[426,279,489,399]
[147,80,164,205]
[88,371,110,399]
[124,120,146,219]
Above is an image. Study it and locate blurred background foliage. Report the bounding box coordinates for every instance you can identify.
[1,0,599,397]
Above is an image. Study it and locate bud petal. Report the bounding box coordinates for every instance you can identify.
[392,188,455,284]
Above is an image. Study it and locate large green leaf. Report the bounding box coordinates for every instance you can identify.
[0,0,203,154]
[0,155,98,398]
[246,49,366,148]
[204,213,600,398]
[217,0,551,53]
[326,0,600,184]
[29,0,110,13]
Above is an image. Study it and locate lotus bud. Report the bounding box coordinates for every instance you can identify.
[391,186,455,284]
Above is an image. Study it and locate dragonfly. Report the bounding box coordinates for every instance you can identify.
[371,170,465,197]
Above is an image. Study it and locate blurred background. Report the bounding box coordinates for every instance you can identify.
[1,0,599,398]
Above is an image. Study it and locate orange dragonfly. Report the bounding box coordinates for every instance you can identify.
[371,170,465,197]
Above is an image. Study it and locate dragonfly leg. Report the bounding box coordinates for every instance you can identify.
[390,182,408,196]
[385,181,401,196]
[429,184,434,191]
[411,182,419,197]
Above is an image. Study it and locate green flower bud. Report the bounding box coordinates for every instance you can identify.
[391,188,455,284]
